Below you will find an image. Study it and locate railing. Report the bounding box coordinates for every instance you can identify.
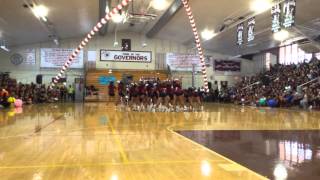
[297,77,319,88]
[241,81,260,90]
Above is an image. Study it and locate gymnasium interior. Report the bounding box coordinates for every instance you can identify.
[1,0,320,179]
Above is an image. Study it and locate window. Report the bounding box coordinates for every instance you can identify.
[279,43,319,65]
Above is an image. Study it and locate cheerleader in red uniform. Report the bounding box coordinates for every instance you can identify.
[186,88,194,110]
[192,88,203,111]
[116,81,124,105]
[166,82,174,109]
[157,83,167,110]
[138,82,147,110]
[108,81,115,102]
[150,85,158,109]
[130,84,139,109]
[174,83,185,111]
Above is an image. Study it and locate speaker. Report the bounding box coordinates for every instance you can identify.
[36,74,43,84]
[121,39,131,51]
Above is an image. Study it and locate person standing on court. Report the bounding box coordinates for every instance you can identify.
[67,85,75,102]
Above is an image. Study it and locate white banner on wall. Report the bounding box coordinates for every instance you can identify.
[166,53,201,71]
[100,50,152,63]
[87,50,97,62]
[40,48,84,68]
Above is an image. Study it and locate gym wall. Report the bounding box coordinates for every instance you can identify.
[0,31,261,87]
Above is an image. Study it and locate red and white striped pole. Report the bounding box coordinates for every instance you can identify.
[181,0,209,92]
[51,0,132,86]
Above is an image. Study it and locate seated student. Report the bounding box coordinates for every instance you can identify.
[0,87,9,96]
[300,93,309,109]
[0,88,10,108]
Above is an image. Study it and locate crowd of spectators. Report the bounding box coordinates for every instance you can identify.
[230,59,320,109]
[0,73,75,108]
[2,58,320,110]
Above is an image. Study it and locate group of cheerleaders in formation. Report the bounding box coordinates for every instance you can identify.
[108,78,205,112]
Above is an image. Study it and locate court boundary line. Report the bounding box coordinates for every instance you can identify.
[108,118,129,163]
[166,126,269,180]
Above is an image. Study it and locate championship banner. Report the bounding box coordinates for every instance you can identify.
[100,50,152,63]
[236,23,244,45]
[247,17,255,42]
[214,60,241,72]
[282,0,296,28]
[41,48,84,68]
[271,4,282,33]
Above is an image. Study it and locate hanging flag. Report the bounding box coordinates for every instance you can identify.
[247,17,255,42]
[271,4,282,33]
[282,0,296,28]
[236,23,244,45]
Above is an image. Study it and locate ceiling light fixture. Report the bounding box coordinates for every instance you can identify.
[250,0,272,13]
[201,29,216,41]
[142,42,147,47]
[32,5,48,20]
[112,12,125,23]
[273,30,290,41]
[0,40,10,52]
[105,5,110,13]
[114,27,119,47]
[53,38,59,45]
[0,45,10,52]
[152,0,169,11]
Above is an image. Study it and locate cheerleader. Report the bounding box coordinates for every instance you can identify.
[192,88,203,111]
[117,81,125,105]
[157,83,167,111]
[108,81,115,102]
[138,81,147,110]
[174,83,185,111]
[166,82,174,110]
[130,83,139,110]
[186,88,194,110]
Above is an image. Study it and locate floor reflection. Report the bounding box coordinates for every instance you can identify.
[1,103,320,179]
[177,130,320,180]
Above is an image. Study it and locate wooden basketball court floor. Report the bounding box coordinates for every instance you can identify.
[0,103,320,179]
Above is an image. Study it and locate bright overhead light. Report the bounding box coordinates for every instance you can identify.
[0,45,10,52]
[113,41,119,47]
[152,0,169,11]
[201,29,216,40]
[250,0,272,13]
[142,42,147,47]
[112,13,124,23]
[53,38,59,45]
[0,40,10,52]
[273,30,290,41]
[32,5,48,18]
[105,5,110,13]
